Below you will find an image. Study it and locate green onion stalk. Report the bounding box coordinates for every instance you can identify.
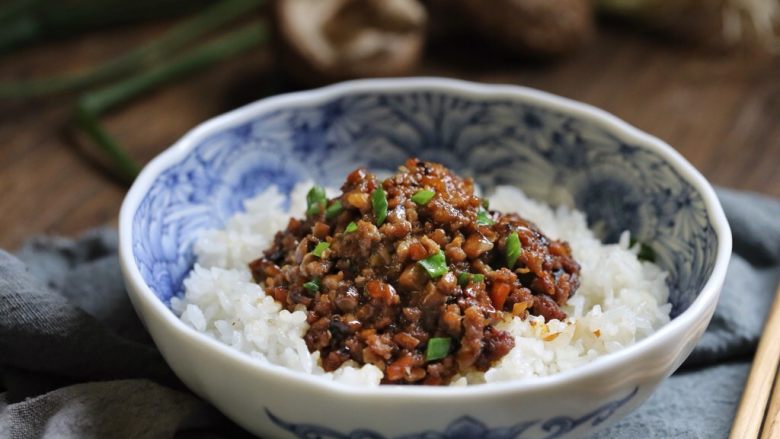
[0,0,40,23]
[0,0,218,54]
[75,22,268,184]
[0,0,264,98]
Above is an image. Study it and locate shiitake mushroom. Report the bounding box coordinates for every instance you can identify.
[460,0,593,56]
[274,0,427,86]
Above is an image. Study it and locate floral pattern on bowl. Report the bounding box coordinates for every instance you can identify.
[266,386,638,439]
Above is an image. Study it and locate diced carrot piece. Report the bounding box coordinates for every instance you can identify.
[386,355,416,381]
[408,242,428,261]
[490,282,511,310]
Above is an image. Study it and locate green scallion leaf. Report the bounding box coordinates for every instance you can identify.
[639,245,655,262]
[371,187,388,226]
[476,208,495,226]
[411,189,435,205]
[458,272,486,286]
[629,238,656,262]
[457,272,471,287]
[417,250,448,279]
[506,232,521,268]
[481,198,490,209]
[303,279,320,295]
[425,337,451,362]
[311,242,330,258]
[306,186,327,217]
[344,221,358,234]
[325,200,343,220]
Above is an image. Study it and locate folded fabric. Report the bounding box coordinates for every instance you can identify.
[1,188,778,438]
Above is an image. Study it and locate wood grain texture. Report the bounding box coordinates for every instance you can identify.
[760,351,780,438]
[1,24,779,249]
[731,285,780,439]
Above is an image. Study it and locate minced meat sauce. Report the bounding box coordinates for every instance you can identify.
[250,159,580,385]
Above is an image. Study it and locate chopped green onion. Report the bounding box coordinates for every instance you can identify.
[306,186,327,216]
[629,238,656,262]
[371,187,388,226]
[458,272,486,286]
[311,242,330,258]
[476,208,495,226]
[344,221,358,234]
[411,189,435,205]
[325,201,343,220]
[481,198,490,209]
[639,246,655,262]
[303,279,320,295]
[425,337,451,362]
[417,250,448,279]
[506,232,522,268]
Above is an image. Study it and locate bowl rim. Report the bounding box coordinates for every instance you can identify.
[119,77,732,399]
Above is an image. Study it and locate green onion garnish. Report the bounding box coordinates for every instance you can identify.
[476,208,495,226]
[458,272,486,286]
[325,201,343,220]
[481,199,490,209]
[344,221,358,234]
[303,279,320,295]
[629,238,656,262]
[417,250,448,279]
[371,187,388,226]
[506,232,521,268]
[306,186,327,217]
[425,337,451,362]
[638,245,655,262]
[311,242,330,258]
[411,189,435,205]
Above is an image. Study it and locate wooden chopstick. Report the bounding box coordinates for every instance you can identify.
[760,362,780,439]
[730,284,780,439]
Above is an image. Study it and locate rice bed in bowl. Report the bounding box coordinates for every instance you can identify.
[172,182,671,386]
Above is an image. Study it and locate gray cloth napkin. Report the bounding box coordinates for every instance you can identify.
[1,188,779,439]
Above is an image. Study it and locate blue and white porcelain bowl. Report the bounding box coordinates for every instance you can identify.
[119,78,731,438]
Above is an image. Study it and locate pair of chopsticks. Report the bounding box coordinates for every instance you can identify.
[730,284,780,438]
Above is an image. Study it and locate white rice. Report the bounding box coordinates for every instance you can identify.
[172,183,671,386]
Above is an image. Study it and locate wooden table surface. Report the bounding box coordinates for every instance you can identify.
[1,23,779,250]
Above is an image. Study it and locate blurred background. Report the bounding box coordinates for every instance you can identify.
[1,0,778,249]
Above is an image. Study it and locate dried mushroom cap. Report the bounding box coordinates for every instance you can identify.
[456,0,594,56]
[275,0,427,85]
